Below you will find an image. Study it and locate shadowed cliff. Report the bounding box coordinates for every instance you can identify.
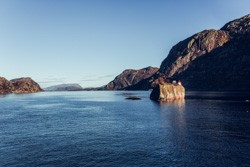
[128,14,250,91]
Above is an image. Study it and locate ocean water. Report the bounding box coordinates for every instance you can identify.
[0,91,250,167]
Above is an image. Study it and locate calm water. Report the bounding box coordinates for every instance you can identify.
[0,91,250,167]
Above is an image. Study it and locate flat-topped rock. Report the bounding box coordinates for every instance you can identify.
[150,78,185,101]
[150,83,185,101]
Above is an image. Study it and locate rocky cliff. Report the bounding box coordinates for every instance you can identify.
[0,77,43,94]
[150,77,185,101]
[129,14,250,91]
[104,66,158,90]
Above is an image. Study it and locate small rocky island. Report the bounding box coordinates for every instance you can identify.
[0,77,43,94]
[150,77,185,101]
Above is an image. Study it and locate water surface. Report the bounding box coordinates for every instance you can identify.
[0,91,250,166]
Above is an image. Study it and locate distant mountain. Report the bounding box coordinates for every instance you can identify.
[0,77,43,94]
[128,14,250,91]
[103,66,158,90]
[44,84,83,91]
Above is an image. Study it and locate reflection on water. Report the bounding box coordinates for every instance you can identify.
[159,99,185,111]
[0,91,250,167]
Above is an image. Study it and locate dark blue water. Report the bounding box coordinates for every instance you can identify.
[0,91,250,167]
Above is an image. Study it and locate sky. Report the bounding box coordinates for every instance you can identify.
[0,0,250,88]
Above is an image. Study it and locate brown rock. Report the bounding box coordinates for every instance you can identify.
[129,14,250,91]
[150,83,185,101]
[0,77,43,94]
[104,66,158,90]
[159,29,230,78]
[0,77,14,94]
[221,14,250,35]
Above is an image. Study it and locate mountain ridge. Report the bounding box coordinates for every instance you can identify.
[127,13,250,91]
[103,66,158,90]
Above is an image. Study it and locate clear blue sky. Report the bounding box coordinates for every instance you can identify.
[0,0,249,88]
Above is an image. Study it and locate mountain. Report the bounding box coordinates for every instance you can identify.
[104,66,158,90]
[0,77,14,94]
[44,84,83,91]
[128,14,250,91]
[0,77,43,94]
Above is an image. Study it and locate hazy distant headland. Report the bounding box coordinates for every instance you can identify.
[44,84,83,91]
[1,14,250,95]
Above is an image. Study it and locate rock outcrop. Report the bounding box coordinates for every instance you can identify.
[150,77,185,101]
[104,66,158,90]
[150,84,185,101]
[129,14,250,91]
[0,77,43,94]
[44,84,83,91]
[0,77,14,94]
[159,29,230,78]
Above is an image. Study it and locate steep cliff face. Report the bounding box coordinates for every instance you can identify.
[104,66,158,90]
[129,14,250,91]
[0,77,43,94]
[167,14,250,90]
[159,29,230,78]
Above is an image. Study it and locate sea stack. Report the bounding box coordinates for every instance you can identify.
[150,77,185,101]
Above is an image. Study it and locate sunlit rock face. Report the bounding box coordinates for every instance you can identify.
[150,83,185,101]
[150,77,185,101]
[104,66,158,90]
[0,77,42,94]
[129,14,250,91]
[159,29,230,78]
[0,77,14,94]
